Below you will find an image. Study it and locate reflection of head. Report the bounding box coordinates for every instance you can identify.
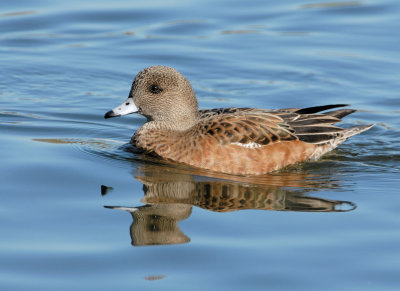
[129,204,191,246]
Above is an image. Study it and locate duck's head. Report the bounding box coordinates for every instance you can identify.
[104,66,199,129]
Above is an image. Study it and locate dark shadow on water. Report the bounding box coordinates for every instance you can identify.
[102,161,356,247]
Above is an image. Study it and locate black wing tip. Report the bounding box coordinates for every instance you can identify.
[295,104,350,115]
[324,108,357,119]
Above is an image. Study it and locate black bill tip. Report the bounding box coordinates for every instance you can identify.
[104,110,119,119]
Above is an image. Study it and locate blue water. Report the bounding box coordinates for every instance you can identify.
[1,0,400,290]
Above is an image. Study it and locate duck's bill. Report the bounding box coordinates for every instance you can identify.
[104,98,138,119]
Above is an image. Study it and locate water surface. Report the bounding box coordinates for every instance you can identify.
[1,0,400,290]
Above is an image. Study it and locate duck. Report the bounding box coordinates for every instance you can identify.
[104,65,373,176]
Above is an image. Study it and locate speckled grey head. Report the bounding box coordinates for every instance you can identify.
[105,66,199,128]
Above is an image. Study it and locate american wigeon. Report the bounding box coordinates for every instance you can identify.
[105,66,373,175]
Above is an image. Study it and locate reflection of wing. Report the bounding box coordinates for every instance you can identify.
[136,163,356,213]
[141,179,355,213]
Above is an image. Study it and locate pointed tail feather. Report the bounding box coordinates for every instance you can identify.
[342,124,374,139]
[309,124,374,160]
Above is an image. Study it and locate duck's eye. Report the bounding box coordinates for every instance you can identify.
[149,84,163,94]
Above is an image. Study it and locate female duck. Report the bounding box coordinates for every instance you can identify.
[105,66,372,175]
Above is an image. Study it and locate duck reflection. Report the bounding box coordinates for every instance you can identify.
[104,163,356,247]
[105,204,191,246]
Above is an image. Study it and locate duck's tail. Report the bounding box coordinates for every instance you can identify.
[308,123,374,160]
[341,124,374,140]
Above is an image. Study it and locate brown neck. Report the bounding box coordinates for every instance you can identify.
[148,112,200,131]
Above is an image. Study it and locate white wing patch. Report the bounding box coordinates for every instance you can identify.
[231,142,263,149]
